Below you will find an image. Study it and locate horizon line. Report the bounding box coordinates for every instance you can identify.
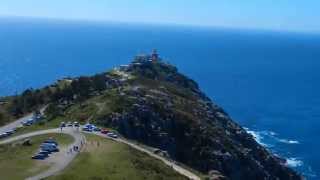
[1,15,320,36]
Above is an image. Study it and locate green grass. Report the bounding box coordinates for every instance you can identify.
[66,102,99,122]
[48,134,188,180]
[0,133,74,180]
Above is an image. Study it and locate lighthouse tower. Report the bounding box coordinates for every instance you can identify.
[151,49,159,62]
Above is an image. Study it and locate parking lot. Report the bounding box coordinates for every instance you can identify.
[31,138,60,160]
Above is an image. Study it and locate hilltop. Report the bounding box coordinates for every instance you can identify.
[0,52,302,179]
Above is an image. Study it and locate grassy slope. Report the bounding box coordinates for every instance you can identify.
[48,134,188,180]
[0,133,74,180]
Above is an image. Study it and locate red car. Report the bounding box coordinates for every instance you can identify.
[101,129,109,134]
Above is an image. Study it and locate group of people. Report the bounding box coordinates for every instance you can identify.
[67,139,86,154]
[67,146,79,154]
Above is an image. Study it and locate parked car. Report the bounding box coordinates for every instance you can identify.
[67,123,73,127]
[32,154,47,160]
[41,146,59,153]
[84,123,94,129]
[41,150,51,154]
[40,143,59,152]
[27,118,34,124]
[0,133,8,138]
[93,127,101,132]
[101,129,109,134]
[107,132,118,139]
[41,142,57,147]
[37,151,50,157]
[82,127,93,132]
[5,130,15,135]
[22,120,33,126]
[74,122,80,127]
[44,139,58,146]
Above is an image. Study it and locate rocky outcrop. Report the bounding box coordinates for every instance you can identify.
[95,60,302,180]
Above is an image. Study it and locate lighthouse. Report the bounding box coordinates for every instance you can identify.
[151,49,159,62]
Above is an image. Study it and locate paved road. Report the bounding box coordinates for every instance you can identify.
[0,107,46,134]
[0,128,85,180]
[0,113,33,134]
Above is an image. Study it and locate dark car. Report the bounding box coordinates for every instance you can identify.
[93,127,101,132]
[38,150,51,156]
[82,127,93,132]
[41,143,59,152]
[101,129,109,134]
[44,140,58,146]
[74,122,80,127]
[67,121,73,127]
[22,121,32,126]
[32,154,47,160]
[0,133,8,138]
[5,130,15,135]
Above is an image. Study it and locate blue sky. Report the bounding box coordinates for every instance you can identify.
[0,0,319,33]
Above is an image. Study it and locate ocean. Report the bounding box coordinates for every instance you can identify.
[1,17,320,179]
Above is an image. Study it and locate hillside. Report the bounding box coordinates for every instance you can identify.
[0,53,302,179]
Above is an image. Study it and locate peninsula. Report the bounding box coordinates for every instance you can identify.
[0,51,302,180]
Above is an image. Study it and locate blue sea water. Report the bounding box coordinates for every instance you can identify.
[1,17,320,179]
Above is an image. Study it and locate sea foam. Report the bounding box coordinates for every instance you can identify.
[278,139,300,144]
[286,158,303,168]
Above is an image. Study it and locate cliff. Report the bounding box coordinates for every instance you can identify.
[2,54,302,180]
[94,59,301,179]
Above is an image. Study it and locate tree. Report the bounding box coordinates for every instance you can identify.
[10,97,24,116]
[0,112,4,121]
[92,74,107,91]
[45,104,62,120]
[71,77,92,98]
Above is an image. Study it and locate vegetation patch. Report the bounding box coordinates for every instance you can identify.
[48,134,187,180]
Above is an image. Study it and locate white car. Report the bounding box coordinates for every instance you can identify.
[107,132,118,138]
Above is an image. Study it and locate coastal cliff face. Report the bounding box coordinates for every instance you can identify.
[91,60,301,180]
[2,55,302,180]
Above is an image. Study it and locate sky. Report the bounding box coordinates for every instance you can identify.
[0,0,319,33]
